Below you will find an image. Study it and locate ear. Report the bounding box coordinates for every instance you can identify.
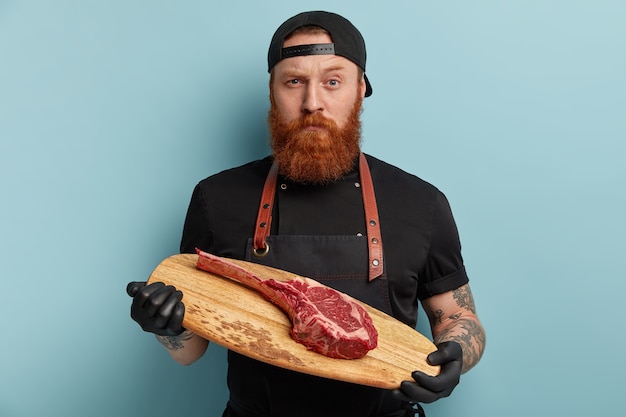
[359,75,367,98]
[269,71,276,103]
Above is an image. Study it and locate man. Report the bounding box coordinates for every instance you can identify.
[127,10,485,417]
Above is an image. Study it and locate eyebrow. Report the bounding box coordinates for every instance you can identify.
[280,64,349,78]
[321,64,347,73]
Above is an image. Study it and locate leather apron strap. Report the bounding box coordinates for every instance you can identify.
[252,153,384,281]
[252,161,278,256]
[358,152,384,281]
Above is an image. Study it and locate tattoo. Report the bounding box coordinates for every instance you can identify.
[155,331,194,351]
[426,308,461,327]
[428,309,444,327]
[452,286,476,314]
[449,312,461,320]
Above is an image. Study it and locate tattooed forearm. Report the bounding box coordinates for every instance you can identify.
[433,318,486,373]
[156,330,194,351]
[423,284,486,373]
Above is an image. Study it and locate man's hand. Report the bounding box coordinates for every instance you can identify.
[392,341,463,404]
[126,281,185,336]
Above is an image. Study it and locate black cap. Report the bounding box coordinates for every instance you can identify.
[267,11,372,97]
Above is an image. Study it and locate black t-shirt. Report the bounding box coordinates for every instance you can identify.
[180,153,468,328]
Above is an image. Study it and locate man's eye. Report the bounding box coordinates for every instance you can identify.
[328,80,339,87]
[288,79,300,85]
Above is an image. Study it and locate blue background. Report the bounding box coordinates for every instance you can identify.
[1,1,624,416]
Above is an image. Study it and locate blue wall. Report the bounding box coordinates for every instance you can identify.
[1,1,624,416]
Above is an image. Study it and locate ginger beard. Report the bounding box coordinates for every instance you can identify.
[268,93,363,185]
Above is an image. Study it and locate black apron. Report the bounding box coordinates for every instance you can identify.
[222,154,424,417]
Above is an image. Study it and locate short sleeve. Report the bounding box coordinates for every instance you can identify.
[179,184,214,254]
[417,191,469,299]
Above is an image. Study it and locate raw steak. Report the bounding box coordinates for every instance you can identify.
[195,249,378,359]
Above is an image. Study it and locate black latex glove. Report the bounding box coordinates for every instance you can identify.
[392,341,463,404]
[126,281,185,336]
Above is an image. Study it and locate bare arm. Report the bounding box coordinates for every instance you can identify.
[155,330,209,366]
[421,283,486,373]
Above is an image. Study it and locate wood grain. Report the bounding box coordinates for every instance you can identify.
[147,253,440,389]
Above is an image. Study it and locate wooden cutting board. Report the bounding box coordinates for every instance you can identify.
[147,254,440,389]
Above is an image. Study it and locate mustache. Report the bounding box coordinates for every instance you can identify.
[289,112,338,131]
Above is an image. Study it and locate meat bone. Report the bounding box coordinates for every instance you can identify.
[195,249,378,359]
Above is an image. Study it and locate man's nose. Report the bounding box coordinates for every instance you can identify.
[301,84,323,114]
